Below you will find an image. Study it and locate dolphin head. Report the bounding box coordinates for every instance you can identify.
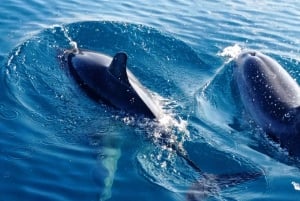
[235,50,300,156]
[236,50,257,63]
[235,51,274,76]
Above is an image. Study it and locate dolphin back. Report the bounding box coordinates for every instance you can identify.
[64,49,157,118]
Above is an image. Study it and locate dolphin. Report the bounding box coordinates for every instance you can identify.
[234,50,300,155]
[62,47,203,163]
[62,48,163,119]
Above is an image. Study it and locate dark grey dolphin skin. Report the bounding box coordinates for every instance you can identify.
[63,48,162,119]
[234,51,300,155]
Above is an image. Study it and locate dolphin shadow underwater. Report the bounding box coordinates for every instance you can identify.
[234,51,300,156]
[61,47,263,201]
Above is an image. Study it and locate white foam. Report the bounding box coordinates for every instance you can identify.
[218,44,242,62]
[7,45,23,67]
[292,181,300,191]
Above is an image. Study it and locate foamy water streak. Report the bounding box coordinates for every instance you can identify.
[7,44,23,67]
[61,25,74,44]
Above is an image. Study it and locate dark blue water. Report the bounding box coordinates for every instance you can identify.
[1,1,300,201]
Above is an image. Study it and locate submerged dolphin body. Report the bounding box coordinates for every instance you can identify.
[91,133,122,201]
[186,171,262,201]
[63,48,163,119]
[234,51,300,155]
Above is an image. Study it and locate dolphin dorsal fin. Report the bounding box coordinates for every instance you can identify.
[109,52,130,85]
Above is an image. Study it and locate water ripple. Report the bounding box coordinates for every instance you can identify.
[0,103,20,120]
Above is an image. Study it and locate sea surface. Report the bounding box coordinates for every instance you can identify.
[1,0,300,201]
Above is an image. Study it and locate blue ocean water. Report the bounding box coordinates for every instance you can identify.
[1,0,300,201]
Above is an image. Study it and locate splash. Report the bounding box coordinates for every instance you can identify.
[147,92,190,151]
[134,92,201,195]
[292,181,300,191]
[69,41,79,53]
[218,44,242,63]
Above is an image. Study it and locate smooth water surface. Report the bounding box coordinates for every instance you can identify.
[1,0,300,201]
